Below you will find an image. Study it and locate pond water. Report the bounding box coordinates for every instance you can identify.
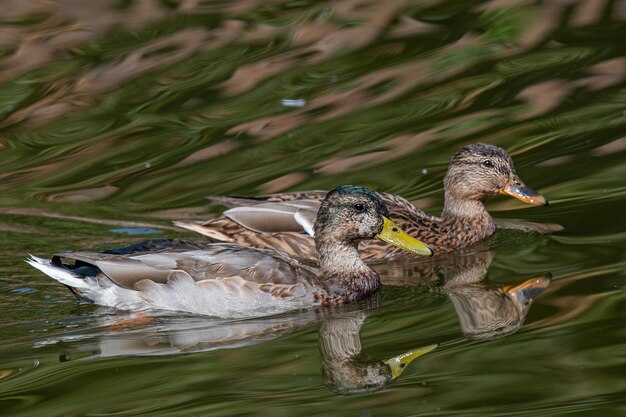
[1,1,625,416]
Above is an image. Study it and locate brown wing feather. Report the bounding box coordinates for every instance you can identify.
[205,195,266,208]
[54,242,318,290]
[378,192,437,221]
[224,204,303,233]
[222,202,318,234]
[206,191,327,206]
[261,191,328,202]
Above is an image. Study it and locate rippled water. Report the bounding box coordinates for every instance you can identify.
[1,1,625,416]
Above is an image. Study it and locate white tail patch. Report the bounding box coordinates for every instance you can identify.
[26,255,90,289]
[26,255,148,310]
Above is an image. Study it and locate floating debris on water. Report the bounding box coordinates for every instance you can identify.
[281,99,306,107]
[11,287,38,294]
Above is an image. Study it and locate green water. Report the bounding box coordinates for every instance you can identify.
[1,1,625,415]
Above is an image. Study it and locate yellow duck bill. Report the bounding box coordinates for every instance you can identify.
[384,343,438,380]
[376,217,433,256]
[499,176,548,206]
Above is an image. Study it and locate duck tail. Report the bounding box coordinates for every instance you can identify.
[26,255,90,290]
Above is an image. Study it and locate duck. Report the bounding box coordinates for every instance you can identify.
[27,185,432,318]
[175,143,548,263]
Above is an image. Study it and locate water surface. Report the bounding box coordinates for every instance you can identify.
[1,1,625,416]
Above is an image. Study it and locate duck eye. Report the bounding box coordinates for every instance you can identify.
[482,159,494,168]
[353,203,365,212]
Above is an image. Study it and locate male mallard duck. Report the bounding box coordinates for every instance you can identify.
[175,143,547,262]
[27,186,432,318]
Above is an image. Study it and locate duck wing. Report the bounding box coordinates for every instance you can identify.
[223,201,319,236]
[28,240,322,317]
[378,192,438,221]
[51,240,314,290]
[173,216,320,260]
[175,194,322,259]
[206,191,327,206]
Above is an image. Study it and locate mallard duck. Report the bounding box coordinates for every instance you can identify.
[175,143,547,262]
[27,186,432,318]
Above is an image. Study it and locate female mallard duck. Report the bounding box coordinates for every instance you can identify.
[175,143,547,262]
[27,186,432,318]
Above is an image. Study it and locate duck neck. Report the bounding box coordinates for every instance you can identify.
[319,314,365,361]
[440,193,496,244]
[442,192,491,221]
[317,237,370,277]
[316,237,380,301]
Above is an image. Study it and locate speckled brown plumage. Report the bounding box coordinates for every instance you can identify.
[175,143,547,262]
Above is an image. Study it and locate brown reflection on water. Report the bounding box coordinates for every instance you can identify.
[0,0,623,206]
[1,1,146,83]
[75,28,212,94]
[0,207,180,231]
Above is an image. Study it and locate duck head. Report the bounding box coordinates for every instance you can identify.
[314,185,432,256]
[444,143,547,210]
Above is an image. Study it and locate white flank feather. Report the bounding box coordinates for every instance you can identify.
[138,275,311,318]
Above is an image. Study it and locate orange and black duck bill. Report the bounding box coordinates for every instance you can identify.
[498,175,548,206]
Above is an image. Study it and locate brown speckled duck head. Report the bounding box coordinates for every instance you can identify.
[443,143,547,217]
[314,186,432,275]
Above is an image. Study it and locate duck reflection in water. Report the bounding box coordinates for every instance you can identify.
[43,298,436,396]
[444,252,550,340]
[319,305,436,395]
[378,249,551,341]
